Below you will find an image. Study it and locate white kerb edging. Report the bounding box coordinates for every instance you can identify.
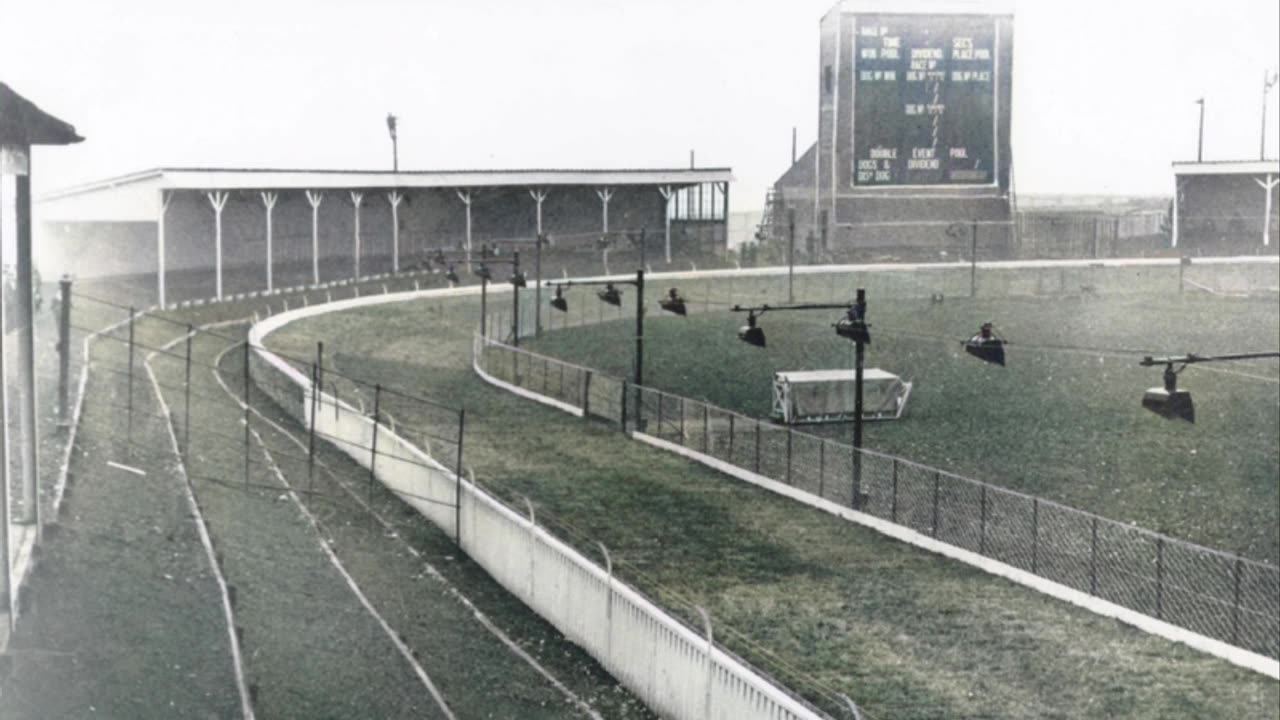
[631,432,1280,680]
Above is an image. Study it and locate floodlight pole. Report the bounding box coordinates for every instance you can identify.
[480,274,488,338]
[970,221,978,298]
[852,288,866,506]
[535,233,545,336]
[1196,98,1206,162]
[511,250,521,346]
[1262,71,1277,161]
[635,269,645,421]
[787,207,796,303]
[731,292,870,508]
[544,269,645,421]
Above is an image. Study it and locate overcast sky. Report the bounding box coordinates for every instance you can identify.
[1,0,1277,205]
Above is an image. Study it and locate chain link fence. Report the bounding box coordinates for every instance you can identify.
[476,333,1280,662]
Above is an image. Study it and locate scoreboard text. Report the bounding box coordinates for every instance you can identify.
[852,15,998,187]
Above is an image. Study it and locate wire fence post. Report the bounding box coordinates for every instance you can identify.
[316,341,325,396]
[785,429,793,485]
[307,362,319,495]
[890,458,899,523]
[56,276,72,422]
[455,408,466,546]
[818,441,826,499]
[582,369,593,419]
[1231,555,1242,644]
[368,384,382,510]
[754,418,761,474]
[702,403,709,454]
[242,341,251,489]
[678,397,685,445]
[1031,498,1040,574]
[126,306,136,460]
[657,393,664,437]
[931,471,941,537]
[619,378,627,433]
[183,324,193,463]
[727,414,735,460]
[1089,516,1099,595]
[1155,537,1165,620]
[979,483,987,554]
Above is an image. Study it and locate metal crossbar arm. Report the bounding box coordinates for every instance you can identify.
[1139,352,1280,366]
[730,302,858,315]
[545,277,641,289]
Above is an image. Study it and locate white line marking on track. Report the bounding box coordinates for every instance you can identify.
[142,331,257,720]
[105,461,146,476]
[210,337,602,720]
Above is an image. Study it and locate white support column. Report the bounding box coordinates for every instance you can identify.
[206,190,230,299]
[456,189,473,271]
[387,190,404,274]
[305,190,323,284]
[157,190,171,307]
[529,187,548,236]
[1256,174,1278,247]
[350,190,365,280]
[261,191,278,292]
[1171,179,1181,249]
[596,187,614,235]
[658,185,673,263]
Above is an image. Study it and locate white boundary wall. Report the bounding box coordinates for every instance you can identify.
[248,283,829,720]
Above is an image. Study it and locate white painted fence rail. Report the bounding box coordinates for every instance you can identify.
[247,286,831,720]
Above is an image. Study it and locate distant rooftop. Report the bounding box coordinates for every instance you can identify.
[836,0,1014,16]
[1172,160,1280,176]
[41,166,734,202]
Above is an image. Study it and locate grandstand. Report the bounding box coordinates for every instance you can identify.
[1173,160,1280,256]
[35,167,734,305]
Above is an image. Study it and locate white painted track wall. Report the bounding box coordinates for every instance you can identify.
[247,283,829,720]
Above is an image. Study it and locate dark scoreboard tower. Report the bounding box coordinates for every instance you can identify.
[814,0,1015,257]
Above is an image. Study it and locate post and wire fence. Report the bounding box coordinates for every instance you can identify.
[51,282,847,720]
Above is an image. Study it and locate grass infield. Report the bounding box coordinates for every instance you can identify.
[267,287,1280,720]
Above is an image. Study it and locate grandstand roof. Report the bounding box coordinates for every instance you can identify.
[837,0,1014,16]
[1172,160,1280,177]
[0,83,84,146]
[40,166,734,202]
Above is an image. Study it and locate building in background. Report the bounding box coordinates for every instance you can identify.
[1172,161,1280,256]
[36,166,732,305]
[770,0,1015,262]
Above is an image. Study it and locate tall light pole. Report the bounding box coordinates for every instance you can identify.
[546,271,647,428]
[1196,98,1205,162]
[730,292,871,509]
[386,113,399,172]
[787,207,796,303]
[1263,71,1278,161]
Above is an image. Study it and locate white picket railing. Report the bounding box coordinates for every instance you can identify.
[247,286,831,720]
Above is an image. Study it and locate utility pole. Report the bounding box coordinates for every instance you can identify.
[852,288,867,509]
[787,207,796,303]
[1263,71,1278,160]
[386,113,399,172]
[1196,98,1206,162]
[970,220,979,298]
[511,250,521,346]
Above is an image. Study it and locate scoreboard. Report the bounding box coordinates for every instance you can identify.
[852,14,999,187]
